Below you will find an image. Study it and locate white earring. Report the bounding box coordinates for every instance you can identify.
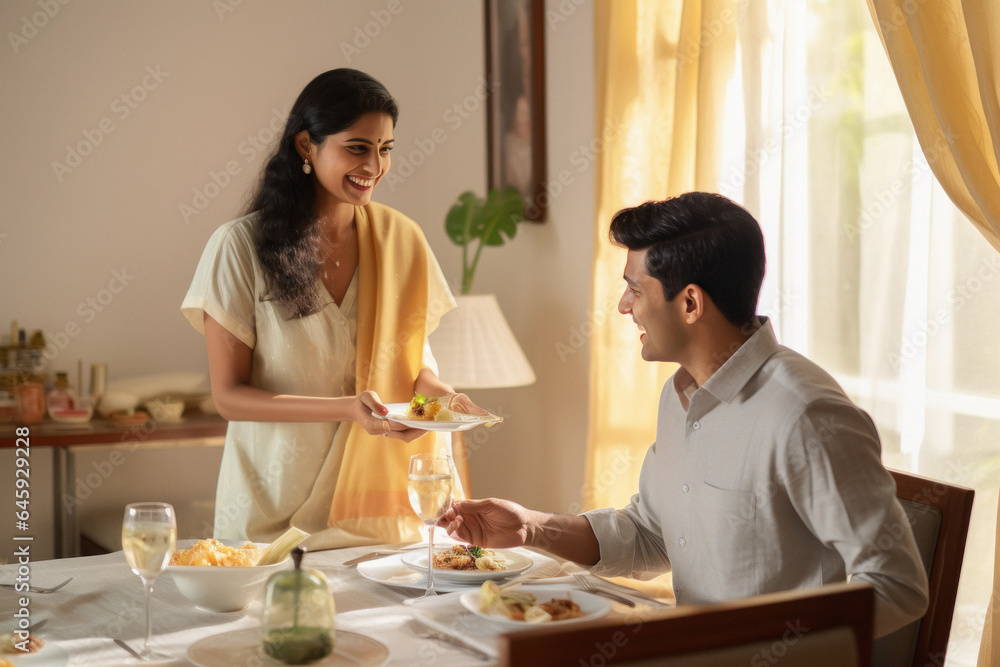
[302,158,312,175]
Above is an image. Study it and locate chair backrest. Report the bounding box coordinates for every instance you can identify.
[874,469,974,667]
[498,581,875,667]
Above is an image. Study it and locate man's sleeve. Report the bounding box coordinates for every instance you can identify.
[582,446,672,579]
[779,399,929,636]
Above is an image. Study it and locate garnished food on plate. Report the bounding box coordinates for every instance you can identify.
[0,631,44,655]
[433,545,507,571]
[169,538,261,567]
[478,581,586,622]
[405,394,456,421]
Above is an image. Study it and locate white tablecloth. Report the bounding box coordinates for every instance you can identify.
[0,542,647,666]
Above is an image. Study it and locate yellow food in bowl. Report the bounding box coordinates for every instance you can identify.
[169,538,260,567]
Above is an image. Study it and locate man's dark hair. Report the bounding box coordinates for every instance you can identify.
[609,192,766,326]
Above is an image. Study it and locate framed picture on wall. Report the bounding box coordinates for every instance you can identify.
[485,0,546,221]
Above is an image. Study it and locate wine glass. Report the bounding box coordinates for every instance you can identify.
[405,453,453,603]
[121,502,177,660]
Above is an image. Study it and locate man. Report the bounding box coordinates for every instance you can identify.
[439,192,928,637]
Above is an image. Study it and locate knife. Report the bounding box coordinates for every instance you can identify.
[587,588,636,607]
[343,542,426,566]
[342,550,408,566]
[114,638,143,660]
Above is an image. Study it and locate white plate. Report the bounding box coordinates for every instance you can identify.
[374,403,502,432]
[460,585,612,629]
[187,628,388,667]
[7,642,69,666]
[357,552,537,592]
[400,549,533,583]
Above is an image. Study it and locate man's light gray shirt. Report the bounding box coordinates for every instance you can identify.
[584,318,928,636]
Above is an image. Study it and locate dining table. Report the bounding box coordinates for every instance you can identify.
[0,539,672,666]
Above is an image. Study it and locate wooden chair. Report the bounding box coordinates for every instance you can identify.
[498,581,875,667]
[874,469,975,667]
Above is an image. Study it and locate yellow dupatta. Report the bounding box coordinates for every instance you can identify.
[325,202,456,544]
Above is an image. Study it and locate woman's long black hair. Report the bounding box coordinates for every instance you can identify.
[245,68,399,318]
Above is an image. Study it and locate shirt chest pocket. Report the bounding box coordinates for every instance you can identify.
[691,482,758,600]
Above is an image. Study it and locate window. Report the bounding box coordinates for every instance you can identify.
[718,2,997,662]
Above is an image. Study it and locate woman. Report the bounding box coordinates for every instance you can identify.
[182,69,478,545]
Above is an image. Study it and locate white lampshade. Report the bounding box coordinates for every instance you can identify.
[429,294,536,389]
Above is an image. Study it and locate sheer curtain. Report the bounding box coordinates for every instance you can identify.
[863,4,1000,664]
[586,0,739,599]
[588,1,999,663]
[587,0,735,509]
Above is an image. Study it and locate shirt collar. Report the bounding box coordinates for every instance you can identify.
[672,317,782,408]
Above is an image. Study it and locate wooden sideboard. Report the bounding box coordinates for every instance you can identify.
[1,413,227,560]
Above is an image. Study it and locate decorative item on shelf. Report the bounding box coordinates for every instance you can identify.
[3,321,48,424]
[429,187,535,389]
[14,381,45,424]
[47,371,94,424]
[89,363,107,411]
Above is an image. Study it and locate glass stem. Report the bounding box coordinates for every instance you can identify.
[141,578,154,657]
[426,525,436,595]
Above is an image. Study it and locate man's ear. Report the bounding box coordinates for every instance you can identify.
[680,284,706,324]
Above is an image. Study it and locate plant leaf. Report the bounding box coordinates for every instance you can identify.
[479,187,526,246]
[444,191,483,247]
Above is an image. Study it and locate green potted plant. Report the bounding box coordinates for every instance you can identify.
[431,187,535,389]
[444,187,527,295]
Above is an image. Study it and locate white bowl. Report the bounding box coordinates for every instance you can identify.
[167,546,290,612]
[49,394,94,424]
[97,391,139,418]
[146,397,185,422]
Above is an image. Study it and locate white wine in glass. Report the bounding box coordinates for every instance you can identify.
[122,502,177,660]
[406,453,453,603]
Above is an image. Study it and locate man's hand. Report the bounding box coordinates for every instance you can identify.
[439,498,602,565]
[437,498,534,548]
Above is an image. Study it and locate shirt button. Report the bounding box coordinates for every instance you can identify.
[678,537,686,547]
[681,484,689,493]
[692,421,701,430]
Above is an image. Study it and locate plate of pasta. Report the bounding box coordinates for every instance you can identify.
[460,582,611,628]
[400,545,533,584]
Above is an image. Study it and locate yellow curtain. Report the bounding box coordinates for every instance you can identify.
[864,2,999,663]
[586,0,737,596]
[587,0,737,510]
[866,0,1000,251]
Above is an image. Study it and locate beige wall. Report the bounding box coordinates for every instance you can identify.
[1,0,597,526]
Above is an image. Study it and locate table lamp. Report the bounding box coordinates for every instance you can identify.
[429,294,535,389]
[428,293,534,497]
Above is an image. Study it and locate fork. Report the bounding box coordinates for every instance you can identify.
[571,573,636,607]
[0,577,72,594]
